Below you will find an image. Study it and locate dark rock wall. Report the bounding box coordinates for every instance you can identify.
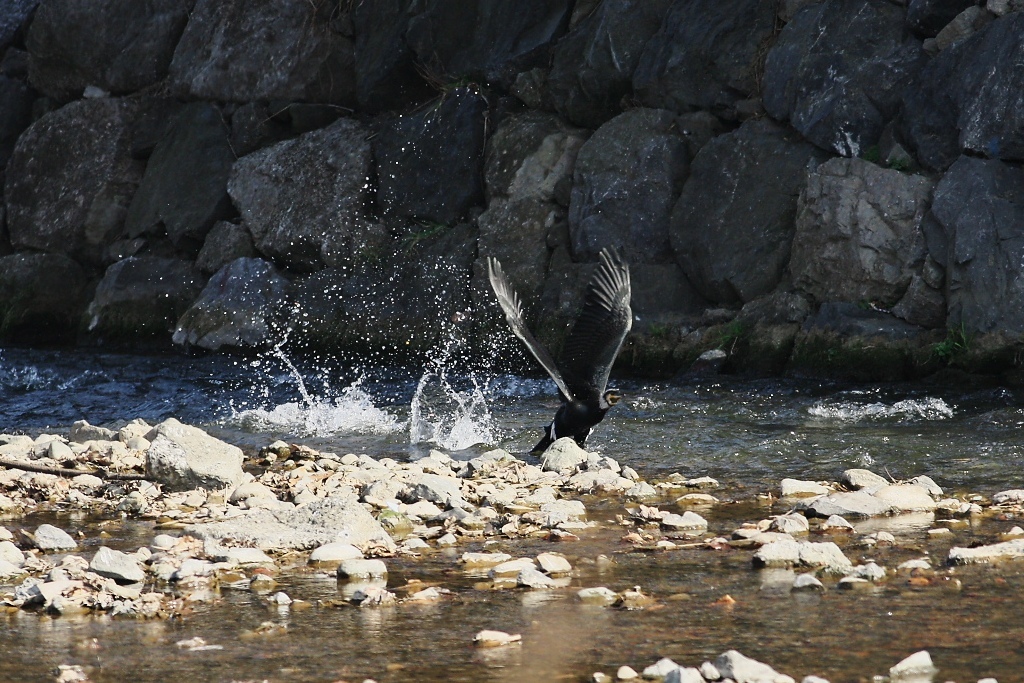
[2,0,1024,381]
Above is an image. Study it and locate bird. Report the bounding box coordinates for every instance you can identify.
[486,247,632,453]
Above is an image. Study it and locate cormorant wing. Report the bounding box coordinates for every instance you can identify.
[486,257,576,402]
[560,247,632,402]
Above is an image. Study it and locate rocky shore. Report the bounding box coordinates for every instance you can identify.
[1,418,1022,681]
[1,1,1024,381]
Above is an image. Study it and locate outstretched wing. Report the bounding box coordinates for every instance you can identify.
[560,247,632,401]
[486,257,575,402]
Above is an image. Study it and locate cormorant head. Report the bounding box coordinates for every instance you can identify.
[601,388,622,409]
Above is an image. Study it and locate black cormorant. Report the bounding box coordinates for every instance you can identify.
[486,247,632,453]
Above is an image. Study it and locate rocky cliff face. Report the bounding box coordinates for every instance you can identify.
[2,0,1024,381]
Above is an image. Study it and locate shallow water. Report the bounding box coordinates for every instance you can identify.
[2,347,1024,681]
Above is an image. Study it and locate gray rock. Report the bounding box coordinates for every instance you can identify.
[536,553,572,575]
[763,0,926,157]
[642,658,681,680]
[901,14,1024,170]
[771,513,810,535]
[405,0,572,90]
[932,156,1024,334]
[908,475,943,497]
[69,420,117,443]
[34,524,78,551]
[90,546,145,584]
[798,490,894,519]
[0,253,93,344]
[754,539,853,575]
[851,561,887,582]
[934,6,994,52]
[840,469,890,491]
[541,438,589,473]
[350,0,433,111]
[714,650,787,683]
[85,257,205,340]
[0,540,24,566]
[753,538,801,567]
[891,274,946,329]
[0,74,33,182]
[665,668,704,683]
[375,88,487,228]
[633,0,776,120]
[26,0,190,101]
[671,118,827,304]
[0,558,26,578]
[5,98,142,264]
[577,586,618,605]
[228,117,372,272]
[195,222,258,275]
[545,0,672,128]
[407,473,465,508]
[172,258,288,351]
[211,547,273,565]
[337,558,388,580]
[186,494,396,552]
[661,511,708,532]
[822,515,854,531]
[872,484,937,512]
[790,158,933,307]
[124,102,235,250]
[168,0,354,104]
[948,538,1024,564]
[145,418,244,491]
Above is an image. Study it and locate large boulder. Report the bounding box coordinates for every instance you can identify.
[763,0,926,158]
[145,418,244,491]
[5,98,142,264]
[568,108,688,264]
[906,0,977,36]
[545,0,672,128]
[405,0,572,89]
[671,119,827,305]
[351,0,433,112]
[85,256,204,340]
[477,111,586,307]
[173,257,288,351]
[0,75,33,186]
[124,102,235,252]
[932,156,1024,335]
[375,88,487,228]
[790,158,935,307]
[168,0,354,104]
[185,494,396,552]
[632,0,776,119]
[227,117,372,272]
[0,253,92,344]
[26,0,191,101]
[195,221,257,275]
[0,0,37,54]
[901,13,1024,172]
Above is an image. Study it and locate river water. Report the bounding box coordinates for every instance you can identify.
[2,346,1024,682]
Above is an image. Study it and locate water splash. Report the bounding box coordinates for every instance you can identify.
[227,329,404,437]
[409,326,496,450]
[807,397,955,422]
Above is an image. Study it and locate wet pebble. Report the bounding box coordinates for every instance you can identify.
[337,559,388,579]
[33,524,78,551]
[792,573,824,591]
[578,586,618,605]
[615,665,638,680]
[473,630,521,647]
[536,552,571,575]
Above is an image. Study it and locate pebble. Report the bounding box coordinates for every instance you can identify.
[897,559,931,572]
[461,552,512,566]
[473,630,521,647]
[0,540,25,566]
[490,557,536,577]
[406,586,442,602]
[780,478,830,497]
[850,561,886,582]
[436,533,457,546]
[578,586,619,605]
[309,542,363,565]
[821,515,853,531]
[715,650,790,683]
[889,650,936,678]
[540,438,589,473]
[33,524,78,551]
[517,566,557,589]
[771,513,810,534]
[0,559,27,578]
[840,469,889,491]
[792,573,824,591]
[337,559,388,579]
[270,591,292,605]
[536,552,572,575]
[837,576,872,591]
[616,665,638,680]
[401,537,429,551]
[660,511,708,532]
[699,661,721,680]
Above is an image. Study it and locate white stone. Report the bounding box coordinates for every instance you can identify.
[461,552,512,566]
[34,524,78,551]
[541,437,589,473]
[578,586,618,605]
[490,557,536,577]
[518,566,557,588]
[889,650,936,678]
[536,552,572,574]
[714,650,786,683]
[780,478,829,497]
[616,665,638,680]
[641,658,680,679]
[473,630,521,647]
[0,540,25,567]
[337,559,387,579]
[91,547,146,583]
